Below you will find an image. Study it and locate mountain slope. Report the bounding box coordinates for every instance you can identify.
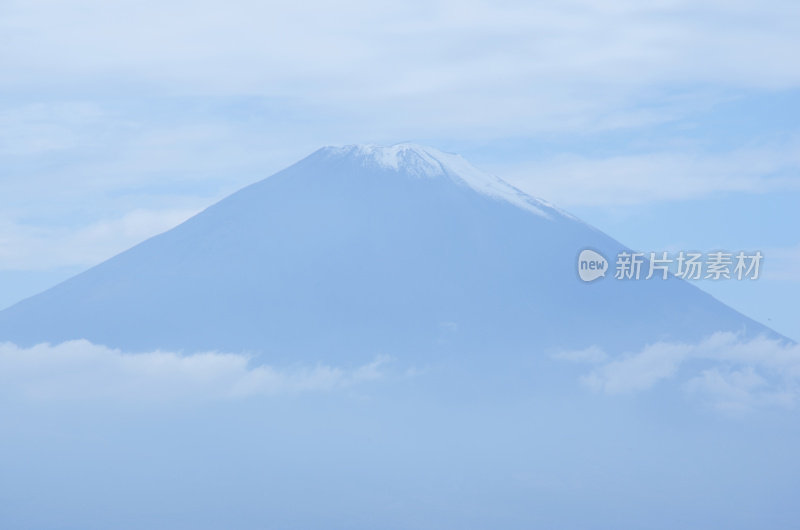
[0,144,775,362]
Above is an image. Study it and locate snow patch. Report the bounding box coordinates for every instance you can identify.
[322,143,555,218]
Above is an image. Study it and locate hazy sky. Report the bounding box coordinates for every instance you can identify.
[1,0,798,338]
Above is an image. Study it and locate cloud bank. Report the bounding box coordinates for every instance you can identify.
[0,340,389,402]
[556,332,800,413]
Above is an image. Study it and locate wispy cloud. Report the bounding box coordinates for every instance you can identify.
[0,208,202,270]
[0,102,105,156]
[2,1,800,129]
[551,345,608,364]
[556,332,800,413]
[0,340,390,402]
[503,142,800,207]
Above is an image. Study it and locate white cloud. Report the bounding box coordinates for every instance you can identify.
[685,367,794,414]
[580,341,692,394]
[558,332,800,412]
[0,340,390,402]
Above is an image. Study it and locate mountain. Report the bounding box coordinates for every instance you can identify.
[2,144,797,530]
[0,144,776,362]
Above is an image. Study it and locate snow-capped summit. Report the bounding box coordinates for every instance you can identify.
[318,143,551,217]
[320,143,452,177]
[0,144,777,361]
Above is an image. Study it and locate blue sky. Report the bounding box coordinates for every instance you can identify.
[1,0,798,339]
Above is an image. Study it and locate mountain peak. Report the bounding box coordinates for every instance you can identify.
[317,143,552,217]
[320,143,451,177]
